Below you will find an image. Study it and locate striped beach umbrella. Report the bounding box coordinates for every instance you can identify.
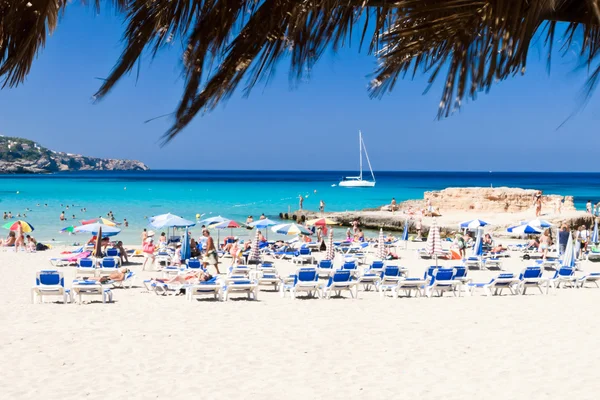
[376,228,386,260]
[325,228,335,260]
[74,223,121,237]
[592,219,599,244]
[527,219,553,229]
[271,223,312,236]
[507,224,542,235]
[3,220,34,233]
[306,218,337,227]
[248,229,261,263]
[60,226,76,234]
[81,217,117,227]
[458,219,489,230]
[472,228,483,257]
[426,219,444,266]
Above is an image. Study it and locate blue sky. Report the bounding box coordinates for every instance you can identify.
[1,4,599,171]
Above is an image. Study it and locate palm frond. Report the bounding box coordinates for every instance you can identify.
[3,0,600,141]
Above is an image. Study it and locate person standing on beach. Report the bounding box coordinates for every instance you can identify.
[299,195,304,210]
[319,200,325,214]
[352,219,359,233]
[391,198,397,213]
[202,229,220,274]
[539,229,552,260]
[533,191,543,217]
[141,228,148,245]
[587,200,592,214]
[142,237,156,271]
[416,218,423,240]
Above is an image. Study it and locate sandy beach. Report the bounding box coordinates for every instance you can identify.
[4,238,600,400]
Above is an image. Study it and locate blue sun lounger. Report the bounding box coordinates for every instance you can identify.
[31,270,72,304]
[322,270,357,299]
[280,267,321,299]
[467,273,520,296]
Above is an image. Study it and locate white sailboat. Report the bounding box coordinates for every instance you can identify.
[339,130,376,187]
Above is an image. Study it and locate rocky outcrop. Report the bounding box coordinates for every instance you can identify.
[385,187,575,213]
[0,136,148,173]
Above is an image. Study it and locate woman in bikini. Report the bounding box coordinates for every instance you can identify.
[539,229,551,260]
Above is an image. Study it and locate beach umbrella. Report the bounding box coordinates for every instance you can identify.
[561,232,575,268]
[248,218,278,229]
[81,217,116,227]
[248,218,278,240]
[149,213,195,228]
[325,228,335,260]
[471,228,483,257]
[213,219,242,240]
[271,223,312,236]
[458,219,489,230]
[198,215,228,227]
[426,219,444,266]
[60,226,76,234]
[402,219,410,249]
[376,228,386,260]
[527,219,553,228]
[3,220,34,233]
[74,223,121,237]
[181,228,191,262]
[592,220,599,244]
[507,224,542,235]
[305,217,337,226]
[248,229,261,264]
[92,226,103,258]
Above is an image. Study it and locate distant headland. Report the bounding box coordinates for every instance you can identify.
[0,136,148,174]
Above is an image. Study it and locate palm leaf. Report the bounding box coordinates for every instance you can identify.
[2,0,600,141]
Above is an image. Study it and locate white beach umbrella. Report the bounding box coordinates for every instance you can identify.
[198,215,228,227]
[148,213,195,229]
[561,232,575,268]
[376,228,386,260]
[325,228,335,261]
[74,223,121,237]
[426,219,444,266]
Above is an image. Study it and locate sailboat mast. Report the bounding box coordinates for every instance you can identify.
[359,130,363,180]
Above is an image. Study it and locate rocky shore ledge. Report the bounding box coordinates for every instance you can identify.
[291,187,591,236]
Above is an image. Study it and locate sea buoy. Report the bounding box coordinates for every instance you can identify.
[196,213,200,219]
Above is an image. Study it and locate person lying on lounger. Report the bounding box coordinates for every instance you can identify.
[0,231,16,247]
[149,269,213,285]
[97,267,131,284]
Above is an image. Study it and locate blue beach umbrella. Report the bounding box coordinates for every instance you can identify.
[507,224,542,235]
[181,228,191,262]
[459,219,489,230]
[561,232,575,268]
[526,219,553,229]
[472,228,483,257]
[592,220,599,244]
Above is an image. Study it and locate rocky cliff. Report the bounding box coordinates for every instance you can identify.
[0,136,149,173]
[387,187,575,213]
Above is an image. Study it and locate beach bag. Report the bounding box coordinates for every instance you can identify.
[142,242,154,254]
[36,243,48,251]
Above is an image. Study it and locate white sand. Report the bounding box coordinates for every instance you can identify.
[3,241,600,399]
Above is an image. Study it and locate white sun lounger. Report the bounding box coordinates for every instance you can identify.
[280,268,321,299]
[467,273,520,296]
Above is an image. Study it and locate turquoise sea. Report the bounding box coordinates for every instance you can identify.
[0,170,598,244]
